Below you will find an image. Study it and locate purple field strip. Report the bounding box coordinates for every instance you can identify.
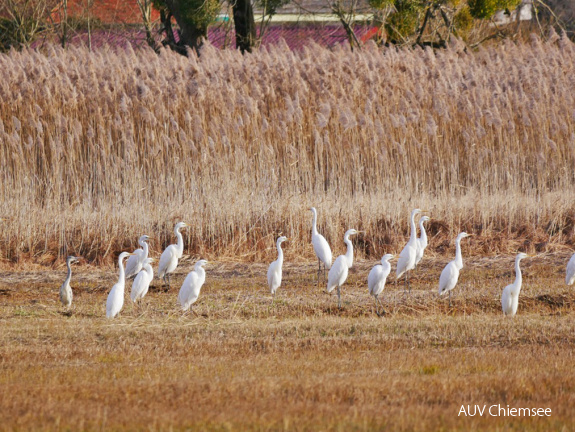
[31,24,376,51]
[209,24,375,49]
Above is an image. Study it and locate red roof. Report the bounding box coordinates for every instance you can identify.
[52,0,160,25]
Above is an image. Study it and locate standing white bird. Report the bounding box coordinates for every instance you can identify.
[368,254,394,316]
[178,259,208,312]
[158,222,188,288]
[59,256,80,309]
[106,252,134,319]
[396,208,423,292]
[310,207,332,285]
[125,235,151,279]
[131,258,155,305]
[438,232,472,307]
[327,229,360,309]
[268,236,287,301]
[501,253,530,317]
[565,253,575,285]
[415,216,431,267]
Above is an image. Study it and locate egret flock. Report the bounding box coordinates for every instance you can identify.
[51,207,574,319]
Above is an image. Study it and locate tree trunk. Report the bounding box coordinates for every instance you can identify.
[163,0,207,54]
[61,0,68,48]
[233,0,256,53]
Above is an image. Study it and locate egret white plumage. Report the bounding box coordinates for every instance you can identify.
[158,222,188,288]
[131,258,154,305]
[327,229,360,309]
[178,259,208,312]
[566,253,575,285]
[125,235,150,279]
[501,253,530,317]
[310,207,332,285]
[396,209,423,292]
[415,216,431,267]
[438,232,472,307]
[267,236,287,301]
[368,254,394,316]
[59,256,79,309]
[106,252,134,319]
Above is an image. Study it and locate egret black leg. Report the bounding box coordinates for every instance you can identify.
[373,296,379,316]
[337,286,341,309]
[377,296,386,316]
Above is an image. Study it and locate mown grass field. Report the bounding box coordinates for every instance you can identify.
[2,254,574,431]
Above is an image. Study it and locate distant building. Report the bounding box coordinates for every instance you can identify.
[50,0,160,25]
[49,0,534,27]
[492,0,533,26]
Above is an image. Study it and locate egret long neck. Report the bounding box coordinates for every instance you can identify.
[409,212,418,245]
[419,221,428,246]
[311,210,318,236]
[514,258,523,292]
[276,240,284,265]
[454,238,464,269]
[382,260,391,273]
[175,228,184,258]
[142,241,149,259]
[64,261,72,286]
[196,266,206,283]
[344,236,354,268]
[118,256,126,285]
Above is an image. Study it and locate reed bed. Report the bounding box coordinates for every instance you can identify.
[1,35,575,266]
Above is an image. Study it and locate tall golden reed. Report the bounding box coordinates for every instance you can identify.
[0,35,574,265]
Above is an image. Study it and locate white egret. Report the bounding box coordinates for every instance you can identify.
[415,216,431,267]
[178,259,208,313]
[59,256,80,309]
[438,232,472,307]
[106,252,134,319]
[327,229,360,309]
[501,253,530,317]
[268,236,287,301]
[131,258,155,305]
[565,253,575,285]
[310,207,332,285]
[125,235,151,279]
[368,254,394,316]
[396,208,423,292]
[158,222,188,288]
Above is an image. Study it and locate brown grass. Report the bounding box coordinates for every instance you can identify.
[1,36,575,266]
[1,255,575,431]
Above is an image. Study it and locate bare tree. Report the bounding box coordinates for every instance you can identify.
[329,0,363,50]
[0,0,57,50]
[136,0,160,51]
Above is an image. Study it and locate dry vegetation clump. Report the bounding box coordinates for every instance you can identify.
[1,36,575,266]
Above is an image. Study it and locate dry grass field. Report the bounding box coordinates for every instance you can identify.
[2,35,575,430]
[1,254,575,431]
